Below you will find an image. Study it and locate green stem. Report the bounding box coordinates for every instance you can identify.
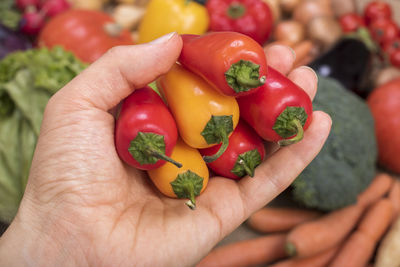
[227,4,246,19]
[184,183,196,210]
[278,119,304,146]
[147,149,182,168]
[203,130,229,163]
[237,72,266,88]
[238,159,255,177]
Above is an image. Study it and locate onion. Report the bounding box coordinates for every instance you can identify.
[331,0,356,17]
[280,0,301,13]
[307,16,342,50]
[293,0,333,25]
[274,20,305,46]
[264,0,281,23]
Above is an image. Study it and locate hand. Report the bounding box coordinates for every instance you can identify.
[0,33,331,267]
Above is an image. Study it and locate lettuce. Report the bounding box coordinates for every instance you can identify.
[0,47,87,223]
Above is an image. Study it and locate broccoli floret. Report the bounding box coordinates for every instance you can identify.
[291,76,377,211]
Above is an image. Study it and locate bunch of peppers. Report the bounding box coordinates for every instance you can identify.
[115,32,313,210]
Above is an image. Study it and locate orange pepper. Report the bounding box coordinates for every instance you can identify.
[157,63,240,163]
[147,138,209,209]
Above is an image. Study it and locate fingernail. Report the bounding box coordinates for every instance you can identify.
[300,66,318,82]
[149,32,177,44]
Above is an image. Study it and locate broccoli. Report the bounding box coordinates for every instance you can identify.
[291,76,377,211]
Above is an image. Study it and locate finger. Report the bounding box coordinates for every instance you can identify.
[197,111,331,239]
[264,45,296,75]
[288,66,319,101]
[51,32,182,112]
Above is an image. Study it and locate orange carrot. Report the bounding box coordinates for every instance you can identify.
[358,173,393,207]
[286,173,392,258]
[389,179,400,220]
[329,199,393,267]
[292,40,315,68]
[269,245,340,267]
[196,234,287,267]
[247,207,322,233]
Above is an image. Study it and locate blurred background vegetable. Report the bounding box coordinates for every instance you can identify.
[0,24,32,59]
[38,9,133,63]
[137,0,209,43]
[0,46,86,223]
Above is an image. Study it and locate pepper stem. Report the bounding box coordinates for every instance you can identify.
[238,159,255,177]
[184,183,197,210]
[203,130,229,163]
[237,72,266,88]
[147,149,182,168]
[278,119,304,146]
[227,4,246,19]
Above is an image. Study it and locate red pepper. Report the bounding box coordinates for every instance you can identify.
[206,0,273,45]
[115,87,182,170]
[237,67,313,145]
[200,120,265,180]
[179,32,268,97]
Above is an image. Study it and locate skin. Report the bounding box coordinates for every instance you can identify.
[0,33,331,267]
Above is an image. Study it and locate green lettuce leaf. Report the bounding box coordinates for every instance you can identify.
[0,47,87,223]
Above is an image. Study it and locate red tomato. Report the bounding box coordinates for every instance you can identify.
[390,49,400,68]
[367,78,400,173]
[38,9,133,63]
[383,37,400,56]
[369,19,398,45]
[339,13,365,33]
[364,1,392,25]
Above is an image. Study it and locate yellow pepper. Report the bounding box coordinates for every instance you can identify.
[147,138,209,209]
[137,0,209,43]
[157,63,240,163]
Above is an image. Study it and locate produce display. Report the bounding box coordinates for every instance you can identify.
[0,0,400,266]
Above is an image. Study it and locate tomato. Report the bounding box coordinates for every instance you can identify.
[367,78,400,173]
[364,1,392,25]
[390,49,400,68]
[383,37,400,56]
[369,19,398,45]
[339,13,365,33]
[38,9,133,63]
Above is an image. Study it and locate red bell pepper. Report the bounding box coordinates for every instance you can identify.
[237,67,313,145]
[179,32,268,97]
[206,0,273,45]
[200,120,265,180]
[115,87,182,170]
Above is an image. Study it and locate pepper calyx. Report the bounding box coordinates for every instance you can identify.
[129,132,182,167]
[225,60,265,93]
[170,170,204,210]
[231,149,262,178]
[273,107,307,146]
[201,115,234,162]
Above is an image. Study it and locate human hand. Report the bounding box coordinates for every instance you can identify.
[0,33,331,267]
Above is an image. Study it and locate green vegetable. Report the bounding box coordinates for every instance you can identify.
[0,0,21,30]
[0,47,87,223]
[291,76,377,211]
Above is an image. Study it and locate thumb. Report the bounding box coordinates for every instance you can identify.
[51,32,182,112]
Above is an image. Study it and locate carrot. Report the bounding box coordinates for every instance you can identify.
[286,173,392,258]
[389,179,400,220]
[247,207,322,233]
[196,234,287,267]
[357,173,393,207]
[269,245,340,267]
[329,199,393,267]
[292,40,315,68]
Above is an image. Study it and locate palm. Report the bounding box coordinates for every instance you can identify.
[2,35,331,267]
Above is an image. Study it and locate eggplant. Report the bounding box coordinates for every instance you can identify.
[0,24,32,60]
[309,36,373,98]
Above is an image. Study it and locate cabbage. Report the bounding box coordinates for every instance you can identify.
[0,47,87,223]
